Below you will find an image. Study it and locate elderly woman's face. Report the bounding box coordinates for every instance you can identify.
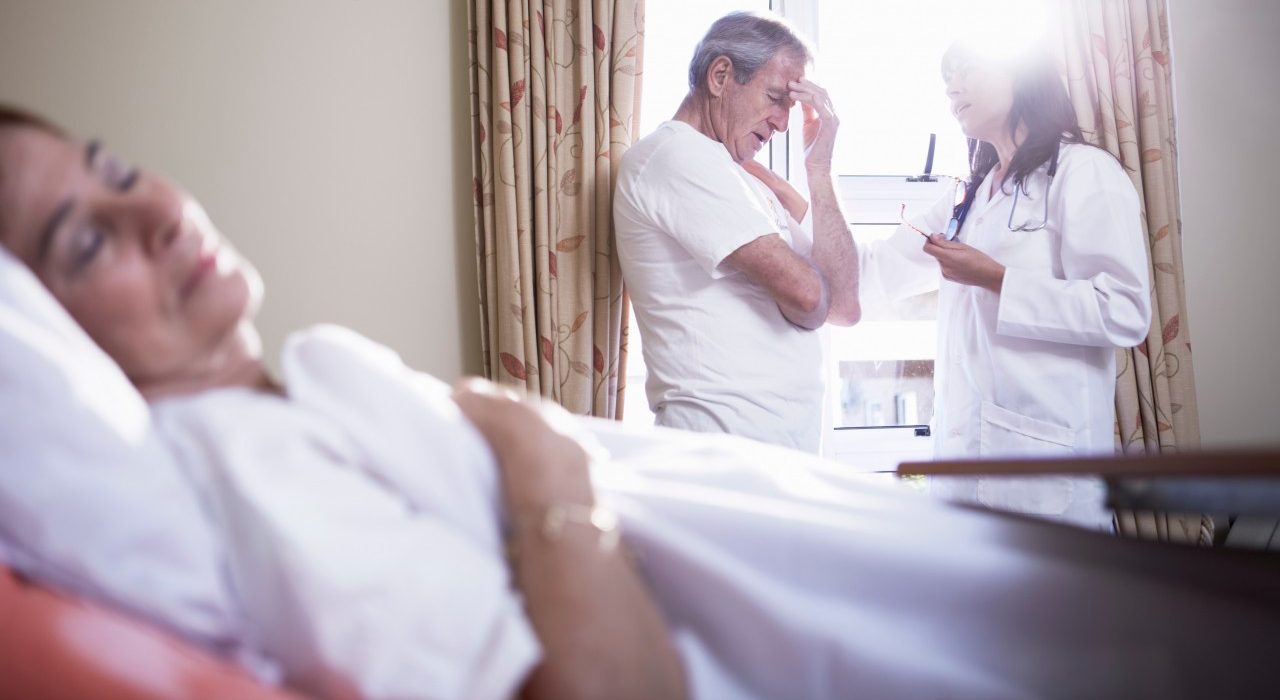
[0,125,261,387]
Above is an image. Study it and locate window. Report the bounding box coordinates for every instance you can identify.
[624,0,1047,469]
[798,0,1049,468]
[821,180,945,470]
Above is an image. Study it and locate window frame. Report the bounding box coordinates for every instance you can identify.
[775,0,952,464]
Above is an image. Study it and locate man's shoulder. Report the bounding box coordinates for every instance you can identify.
[621,121,733,180]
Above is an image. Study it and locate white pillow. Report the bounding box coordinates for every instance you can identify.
[0,247,245,649]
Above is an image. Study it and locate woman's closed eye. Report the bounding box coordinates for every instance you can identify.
[66,222,106,273]
[102,153,139,191]
[88,140,140,192]
[116,167,139,191]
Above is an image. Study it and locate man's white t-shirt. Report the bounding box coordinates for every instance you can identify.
[614,120,823,452]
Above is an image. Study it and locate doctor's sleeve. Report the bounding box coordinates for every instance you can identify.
[858,191,949,308]
[996,153,1153,348]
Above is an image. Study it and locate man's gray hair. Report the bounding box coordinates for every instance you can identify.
[687,11,812,91]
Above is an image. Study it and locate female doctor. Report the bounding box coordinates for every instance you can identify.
[860,43,1152,529]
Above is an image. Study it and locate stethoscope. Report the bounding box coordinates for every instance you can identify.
[947,142,1059,239]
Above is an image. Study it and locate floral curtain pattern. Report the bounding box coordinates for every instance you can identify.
[468,0,644,417]
[1053,0,1208,544]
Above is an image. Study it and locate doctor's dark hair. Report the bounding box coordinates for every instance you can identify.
[943,45,1091,211]
[687,11,812,92]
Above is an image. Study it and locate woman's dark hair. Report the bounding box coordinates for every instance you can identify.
[0,104,66,137]
[942,45,1089,218]
[0,104,67,193]
[0,106,68,243]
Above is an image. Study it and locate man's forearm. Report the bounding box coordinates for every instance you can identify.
[776,268,830,331]
[806,168,861,326]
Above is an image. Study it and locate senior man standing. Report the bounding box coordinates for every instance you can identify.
[614,11,859,452]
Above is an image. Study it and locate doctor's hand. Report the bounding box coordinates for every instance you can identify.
[788,78,838,174]
[922,233,1006,293]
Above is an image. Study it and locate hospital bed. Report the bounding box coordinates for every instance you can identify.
[3,454,1280,699]
[4,246,1280,698]
[901,449,1280,546]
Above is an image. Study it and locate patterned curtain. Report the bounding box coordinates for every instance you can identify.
[468,0,644,417]
[1053,0,1208,544]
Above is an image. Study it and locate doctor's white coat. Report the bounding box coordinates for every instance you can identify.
[859,142,1152,528]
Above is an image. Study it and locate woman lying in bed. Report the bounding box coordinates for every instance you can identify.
[0,105,684,700]
[1,105,1277,700]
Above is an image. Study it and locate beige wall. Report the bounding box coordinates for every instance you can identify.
[0,0,482,379]
[1169,0,1280,447]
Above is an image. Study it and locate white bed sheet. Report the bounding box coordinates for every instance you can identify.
[155,326,1279,699]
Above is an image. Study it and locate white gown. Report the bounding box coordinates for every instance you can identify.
[152,326,1274,700]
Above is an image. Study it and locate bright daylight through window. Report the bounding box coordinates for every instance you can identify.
[624,0,1049,467]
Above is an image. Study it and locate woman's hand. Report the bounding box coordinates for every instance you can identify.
[453,379,687,700]
[740,159,809,221]
[788,77,839,174]
[452,378,595,516]
[922,233,1006,292]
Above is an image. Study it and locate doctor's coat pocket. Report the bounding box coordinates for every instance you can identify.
[978,400,1075,457]
[977,402,1079,516]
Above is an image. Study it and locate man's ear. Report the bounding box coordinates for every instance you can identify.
[706,55,734,97]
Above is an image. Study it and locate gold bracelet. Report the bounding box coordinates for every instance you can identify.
[539,502,621,553]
